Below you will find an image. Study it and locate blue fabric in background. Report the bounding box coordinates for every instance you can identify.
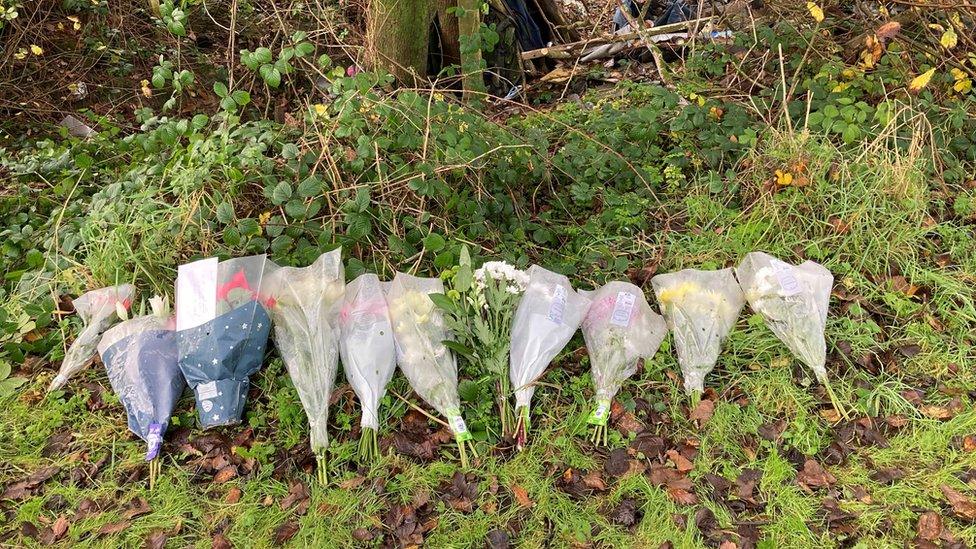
[503,0,546,51]
[101,329,184,460]
[177,301,272,428]
[613,0,691,31]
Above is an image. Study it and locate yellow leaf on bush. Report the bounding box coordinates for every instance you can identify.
[140,79,153,98]
[806,2,824,23]
[941,28,958,49]
[30,44,43,56]
[909,68,936,92]
[954,78,973,94]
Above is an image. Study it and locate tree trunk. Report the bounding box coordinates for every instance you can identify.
[435,0,462,69]
[457,0,486,101]
[367,0,432,86]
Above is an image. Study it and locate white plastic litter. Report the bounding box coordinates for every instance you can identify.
[734,252,833,382]
[265,250,345,484]
[339,273,397,462]
[508,265,591,445]
[49,284,136,392]
[387,273,473,454]
[652,268,744,394]
[581,281,667,441]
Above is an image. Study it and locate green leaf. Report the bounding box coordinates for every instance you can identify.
[220,96,238,112]
[284,199,306,219]
[270,235,294,254]
[231,90,250,106]
[215,201,235,224]
[254,47,273,64]
[0,361,10,379]
[345,211,372,239]
[455,264,473,293]
[238,218,261,236]
[318,54,332,69]
[295,42,315,57]
[297,176,322,198]
[0,377,26,398]
[442,339,474,358]
[281,143,299,160]
[260,64,281,88]
[271,181,293,205]
[428,292,457,314]
[152,72,166,89]
[191,114,209,129]
[459,245,471,267]
[423,232,446,252]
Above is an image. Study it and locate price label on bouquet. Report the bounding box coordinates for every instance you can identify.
[770,259,801,297]
[449,414,472,442]
[176,257,218,331]
[587,400,611,426]
[609,291,636,327]
[547,285,568,325]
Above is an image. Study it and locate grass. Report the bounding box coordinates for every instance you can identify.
[3,94,976,548]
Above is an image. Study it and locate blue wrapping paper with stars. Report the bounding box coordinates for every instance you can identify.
[177,300,272,428]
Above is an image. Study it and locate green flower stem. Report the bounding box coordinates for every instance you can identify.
[315,449,328,486]
[358,427,379,464]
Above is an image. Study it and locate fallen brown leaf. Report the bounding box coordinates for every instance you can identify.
[796,459,836,490]
[123,497,152,520]
[666,450,694,474]
[50,515,69,541]
[511,484,533,508]
[667,487,698,505]
[225,487,242,504]
[581,471,606,492]
[876,21,901,40]
[96,521,131,537]
[917,511,942,542]
[338,476,366,490]
[273,519,300,544]
[212,533,233,549]
[941,485,976,521]
[145,530,168,549]
[213,465,238,484]
[689,399,714,425]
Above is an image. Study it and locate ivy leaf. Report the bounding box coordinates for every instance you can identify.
[909,68,936,92]
[806,1,824,23]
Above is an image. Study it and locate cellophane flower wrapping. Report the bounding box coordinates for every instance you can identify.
[265,250,345,454]
[387,272,470,442]
[509,265,591,416]
[176,255,272,428]
[49,284,136,392]
[735,252,833,382]
[581,281,667,426]
[651,268,744,394]
[339,273,396,431]
[97,311,184,461]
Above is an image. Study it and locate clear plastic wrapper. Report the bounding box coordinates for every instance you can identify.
[97,300,183,488]
[651,268,744,395]
[339,273,396,463]
[734,252,832,381]
[387,272,476,466]
[49,284,136,392]
[265,250,344,484]
[581,281,667,444]
[175,255,273,429]
[508,265,591,448]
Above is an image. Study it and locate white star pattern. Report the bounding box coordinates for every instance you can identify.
[212,414,220,422]
[212,358,219,365]
[241,323,249,330]
[257,323,263,329]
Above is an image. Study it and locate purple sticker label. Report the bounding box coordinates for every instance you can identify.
[145,423,163,461]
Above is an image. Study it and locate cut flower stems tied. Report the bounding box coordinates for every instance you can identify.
[96,296,183,490]
[339,273,397,465]
[387,272,477,467]
[735,252,848,419]
[581,281,667,446]
[49,284,135,392]
[175,255,273,429]
[509,266,591,449]
[266,250,344,485]
[651,268,745,398]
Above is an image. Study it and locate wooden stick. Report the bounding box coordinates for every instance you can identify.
[520,17,714,60]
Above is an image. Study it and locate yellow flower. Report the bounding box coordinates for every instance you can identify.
[30,44,43,56]
[775,170,794,186]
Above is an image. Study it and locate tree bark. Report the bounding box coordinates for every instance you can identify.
[457,0,487,101]
[367,0,432,86]
[435,0,462,69]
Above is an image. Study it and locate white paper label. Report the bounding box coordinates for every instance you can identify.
[771,259,801,296]
[176,258,218,331]
[609,291,636,327]
[201,400,213,413]
[449,415,468,435]
[547,285,568,325]
[197,381,219,400]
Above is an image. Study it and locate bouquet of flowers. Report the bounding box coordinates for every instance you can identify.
[509,265,590,449]
[439,255,529,438]
[581,281,667,445]
[651,268,744,398]
[387,272,477,467]
[265,250,345,485]
[49,284,136,392]
[97,296,183,489]
[175,255,273,429]
[339,273,397,464]
[734,252,845,416]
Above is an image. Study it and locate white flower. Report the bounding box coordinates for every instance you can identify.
[474,261,528,293]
